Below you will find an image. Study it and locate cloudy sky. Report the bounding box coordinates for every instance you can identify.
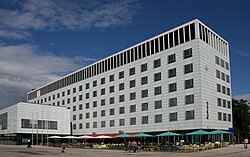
[0,0,250,109]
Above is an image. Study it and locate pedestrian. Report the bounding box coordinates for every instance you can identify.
[131,140,137,153]
[27,139,32,148]
[61,143,66,153]
[243,138,249,149]
[124,141,128,153]
[233,136,236,145]
[128,141,132,153]
[137,141,141,152]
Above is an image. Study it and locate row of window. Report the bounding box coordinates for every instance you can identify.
[218,112,231,122]
[217,98,231,109]
[37,78,194,106]
[216,84,230,96]
[199,23,228,56]
[216,69,230,83]
[21,119,57,130]
[215,56,229,70]
[28,22,196,100]
[72,110,195,129]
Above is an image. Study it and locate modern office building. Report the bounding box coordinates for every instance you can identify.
[0,102,70,144]
[27,19,232,136]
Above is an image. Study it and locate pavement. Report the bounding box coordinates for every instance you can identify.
[0,144,249,157]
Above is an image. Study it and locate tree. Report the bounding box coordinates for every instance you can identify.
[232,99,250,140]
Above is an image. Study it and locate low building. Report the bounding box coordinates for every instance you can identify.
[0,102,70,145]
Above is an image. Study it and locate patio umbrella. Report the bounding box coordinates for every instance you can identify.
[94,135,113,138]
[114,133,132,138]
[62,136,78,139]
[48,136,62,139]
[186,130,210,144]
[76,135,94,139]
[156,132,181,144]
[133,133,154,144]
[210,130,232,134]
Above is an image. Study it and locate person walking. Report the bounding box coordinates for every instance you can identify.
[61,143,66,153]
[243,138,249,149]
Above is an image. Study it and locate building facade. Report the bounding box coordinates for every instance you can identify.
[0,102,70,144]
[27,19,232,135]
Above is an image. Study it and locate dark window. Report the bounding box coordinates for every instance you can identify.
[169,112,177,122]
[155,114,162,123]
[154,59,161,68]
[154,100,162,109]
[183,48,192,59]
[119,83,125,91]
[164,34,169,49]
[168,68,176,78]
[159,36,163,51]
[130,80,136,88]
[169,97,177,107]
[185,79,194,89]
[141,76,148,85]
[141,103,148,111]
[141,63,147,72]
[185,110,195,120]
[190,23,195,40]
[109,74,114,82]
[154,72,161,82]
[184,63,193,74]
[169,32,173,48]
[185,25,190,42]
[179,28,184,44]
[174,30,179,46]
[185,94,194,104]
[129,67,135,76]
[119,71,124,79]
[169,83,177,92]
[151,40,155,54]
[168,54,176,64]
[101,77,105,84]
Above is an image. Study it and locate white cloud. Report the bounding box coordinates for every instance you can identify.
[233,93,250,103]
[0,0,138,33]
[0,29,31,39]
[0,44,96,109]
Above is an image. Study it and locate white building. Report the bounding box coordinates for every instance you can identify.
[0,102,70,144]
[27,19,232,136]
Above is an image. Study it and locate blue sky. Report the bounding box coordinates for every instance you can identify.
[0,0,250,108]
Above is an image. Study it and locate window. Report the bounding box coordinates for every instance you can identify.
[110,108,115,115]
[141,76,148,85]
[119,119,125,126]
[101,121,106,127]
[101,110,105,117]
[57,93,60,98]
[85,83,89,89]
[93,122,97,128]
[109,97,115,104]
[119,107,125,114]
[73,124,76,129]
[221,72,225,81]
[154,72,161,82]
[183,48,192,59]
[154,59,161,68]
[85,103,89,109]
[168,68,176,78]
[226,75,230,83]
[79,114,83,120]
[85,93,89,99]
[142,116,148,124]
[109,74,114,82]
[79,123,83,129]
[227,88,230,96]
[93,111,97,118]
[119,71,124,79]
[228,114,231,122]
[130,117,136,125]
[216,70,220,79]
[101,77,105,84]
[130,92,136,100]
[86,122,90,129]
[218,112,222,120]
[93,80,97,87]
[67,98,70,104]
[221,59,225,68]
[169,97,177,107]
[185,79,194,89]
[184,63,193,74]
[154,86,162,95]
[101,88,105,95]
[141,103,148,111]
[185,94,194,104]
[73,87,76,93]
[79,85,82,91]
[227,101,231,109]
[141,63,147,72]
[154,100,162,109]
[62,91,65,97]
[217,84,221,92]
[130,105,136,113]
[119,83,124,91]
[86,112,90,119]
[93,91,97,97]
[93,101,97,108]
[73,106,76,111]
[185,110,195,120]
[119,95,125,102]
[215,56,220,65]
[141,89,148,98]
[217,98,221,106]
[225,62,229,70]
[79,104,82,110]
[67,89,70,95]
[73,115,76,120]
[169,83,177,92]
[129,67,135,75]
[223,99,227,107]
[155,114,162,123]
[168,54,176,64]
[169,112,177,122]
[109,86,115,93]
[222,86,226,94]
[79,95,83,101]
[101,99,105,106]
[73,97,76,102]
[110,120,115,127]
[129,80,136,88]
[223,113,227,121]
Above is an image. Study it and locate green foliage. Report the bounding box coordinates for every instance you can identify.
[232,99,250,139]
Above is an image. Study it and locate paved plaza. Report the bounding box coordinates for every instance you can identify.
[0,144,249,157]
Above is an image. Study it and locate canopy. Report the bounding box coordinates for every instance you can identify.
[48,136,62,139]
[186,129,210,135]
[94,135,113,139]
[114,133,132,138]
[210,129,232,134]
[156,131,181,136]
[133,133,154,137]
